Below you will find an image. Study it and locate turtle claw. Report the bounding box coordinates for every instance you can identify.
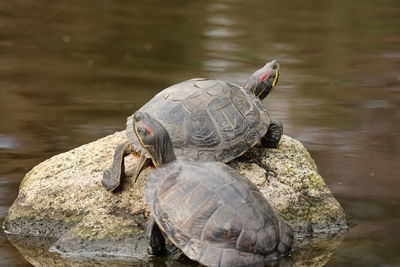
[102,169,110,181]
[101,169,120,192]
[132,150,151,184]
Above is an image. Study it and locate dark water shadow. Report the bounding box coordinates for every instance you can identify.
[6,232,346,267]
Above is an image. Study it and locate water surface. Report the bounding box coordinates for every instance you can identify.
[1,0,399,266]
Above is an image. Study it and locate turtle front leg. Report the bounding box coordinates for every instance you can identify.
[101,142,134,192]
[261,119,283,148]
[147,216,165,255]
[132,150,152,184]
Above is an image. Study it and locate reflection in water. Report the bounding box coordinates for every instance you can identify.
[6,233,345,267]
[204,5,242,73]
[0,135,18,150]
[0,0,399,266]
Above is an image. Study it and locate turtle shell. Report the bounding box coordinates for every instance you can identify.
[145,160,293,266]
[126,78,270,162]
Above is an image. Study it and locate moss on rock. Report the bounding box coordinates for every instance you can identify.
[3,131,348,262]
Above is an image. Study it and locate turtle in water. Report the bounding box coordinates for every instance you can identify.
[102,60,282,191]
[132,111,293,266]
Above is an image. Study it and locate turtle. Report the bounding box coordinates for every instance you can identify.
[132,111,293,266]
[102,60,282,192]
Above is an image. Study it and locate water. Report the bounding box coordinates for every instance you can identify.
[0,0,399,266]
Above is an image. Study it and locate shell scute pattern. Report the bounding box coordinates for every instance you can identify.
[244,128,261,149]
[194,79,220,90]
[237,204,264,232]
[255,226,279,254]
[185,194,222,237]
[215,184,246,211]
[215,147,235,162]
[164,124,186,147]
[156,170,181,196]
[182,147,199,160]
[185,110,220,148]
[182,239,206,262]
[145,161,291,265]
[207,96,231,111]
[206,83,231,97]
[237,230,257,252]
[198,150,216,161]
[135,79,269,162]
[208,99,249,143]
[201,205,239,243]
[229,139,250,159]
[182,90,211,112]
[199,247,223,267]
[183,187,219,237]
[159,178,200,210]
[232,93,263,129]
[161,80,199,101]
[153,101,188,126]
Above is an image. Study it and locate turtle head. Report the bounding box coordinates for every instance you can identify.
[133,111,176,167]
[244,60,280,100]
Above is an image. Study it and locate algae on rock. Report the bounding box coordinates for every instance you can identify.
[3,131,348,263]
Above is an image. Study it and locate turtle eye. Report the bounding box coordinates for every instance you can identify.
[138,121,155,137]
[135,124,148,139]
[139,127,147,136]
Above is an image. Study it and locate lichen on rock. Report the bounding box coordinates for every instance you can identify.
[3,131,348,263]
[230,135,348,237]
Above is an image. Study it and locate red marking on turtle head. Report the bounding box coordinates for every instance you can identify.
[259,69,272,82]
[138,121,155,136]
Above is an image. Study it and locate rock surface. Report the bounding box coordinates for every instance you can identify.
[3,131,348,263]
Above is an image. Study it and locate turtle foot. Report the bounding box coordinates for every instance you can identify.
[262,120,283,149]
[101,169,120,192]
[101,142,132,192]
[147,216,165,256]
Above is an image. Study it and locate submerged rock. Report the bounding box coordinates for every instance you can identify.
[3,131,348,263]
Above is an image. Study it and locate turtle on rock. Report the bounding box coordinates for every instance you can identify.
[102,60,282,191]
[131,111,293,267]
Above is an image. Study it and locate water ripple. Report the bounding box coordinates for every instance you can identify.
[0,135,18,150]
[0,207,8,219]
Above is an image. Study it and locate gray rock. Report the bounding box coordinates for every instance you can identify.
[3,131,348,264]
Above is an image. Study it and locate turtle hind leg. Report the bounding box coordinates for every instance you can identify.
[147,216,165,255]
[261,120,283,149]
[101,142,134,192]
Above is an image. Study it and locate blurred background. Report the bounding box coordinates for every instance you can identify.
[0,0,399,266]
